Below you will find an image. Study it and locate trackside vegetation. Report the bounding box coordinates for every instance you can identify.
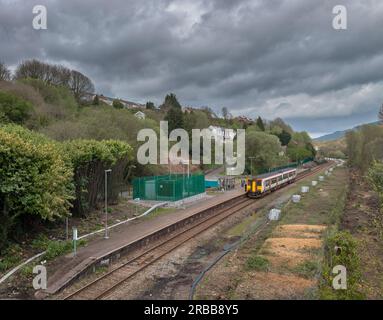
[0,124,132,251]
[320,231,364,299]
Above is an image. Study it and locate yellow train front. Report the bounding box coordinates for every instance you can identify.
[246,168,297,198]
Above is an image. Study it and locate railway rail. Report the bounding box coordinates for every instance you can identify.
[63,163,331,300]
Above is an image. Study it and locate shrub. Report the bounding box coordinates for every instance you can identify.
[0,91,33,124]
[0,244,23,273]
[245,255,269,271]
[367,161,383,211]
[320,231,364,299]
[112,99,124,109]
[0,125,74,251]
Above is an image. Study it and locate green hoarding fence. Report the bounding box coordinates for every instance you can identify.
[133,174,205,201]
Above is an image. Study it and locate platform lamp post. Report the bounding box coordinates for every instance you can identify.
[104,169,112,239]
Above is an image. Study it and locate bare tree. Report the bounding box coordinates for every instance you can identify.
[379,104,383,124]
[14,59,46,80]
[14,59,95,101]
[69,70,95,101]
[0,62,11,81]
[15,59,72,86]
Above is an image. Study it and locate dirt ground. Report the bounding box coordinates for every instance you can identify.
[341,170,383,299]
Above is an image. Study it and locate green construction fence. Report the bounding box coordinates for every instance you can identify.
[133,174,205,201]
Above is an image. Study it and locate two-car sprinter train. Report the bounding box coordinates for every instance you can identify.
[246,168,297,198]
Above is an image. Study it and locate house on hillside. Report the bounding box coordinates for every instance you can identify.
[134,111,146,120]
[208,126,236,141]
[183,107,195,114]
[235,116,253,125]
[88,94,145,109]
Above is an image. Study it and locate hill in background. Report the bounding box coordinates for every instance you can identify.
[314,121,380,142]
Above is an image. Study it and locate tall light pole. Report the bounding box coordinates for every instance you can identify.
[104,169,112,239]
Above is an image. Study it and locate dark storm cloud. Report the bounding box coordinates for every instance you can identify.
[1,0,383,136]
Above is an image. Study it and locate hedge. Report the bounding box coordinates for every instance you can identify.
[0,125,133,250]
[0,125,73,250]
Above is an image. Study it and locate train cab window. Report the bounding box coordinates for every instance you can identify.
[256,179,262,186]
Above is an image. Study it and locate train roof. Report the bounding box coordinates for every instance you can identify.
[254,167,296,180]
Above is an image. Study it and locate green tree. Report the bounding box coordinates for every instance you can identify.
[113,99,124,109]
[287,145,312,162]
[146,101,155,110]
[245,131,284,173]
[93,95,100,105]
[0,62,11,81]
[0,91,33,124]
[367,161,383,211]
[278,130,291,146]
[256,116,265,131]
[165,105,184,132]
[345,125,383,171]
[160,93,182,110]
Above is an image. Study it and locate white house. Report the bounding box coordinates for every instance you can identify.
[208,126,236,141]
[134,111,146,120]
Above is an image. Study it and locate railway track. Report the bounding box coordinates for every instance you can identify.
[63,163,331,300]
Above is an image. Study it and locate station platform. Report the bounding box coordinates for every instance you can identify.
[45,188,245,296]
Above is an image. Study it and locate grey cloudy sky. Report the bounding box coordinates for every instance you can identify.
[1,0,382,137]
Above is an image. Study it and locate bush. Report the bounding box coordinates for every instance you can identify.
[320,231,364,299]
[0,125,74,251]
[0,91,33,124]
[367,161,383,211]
[112,99,124,109]
[31,234,86,260]
[245,255,269,271]
[43,240,73,260]
[0,244,23,273]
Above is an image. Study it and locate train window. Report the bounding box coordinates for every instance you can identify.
[272,178,277,184]
[257,179,262,186]
[265,180,270,187]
